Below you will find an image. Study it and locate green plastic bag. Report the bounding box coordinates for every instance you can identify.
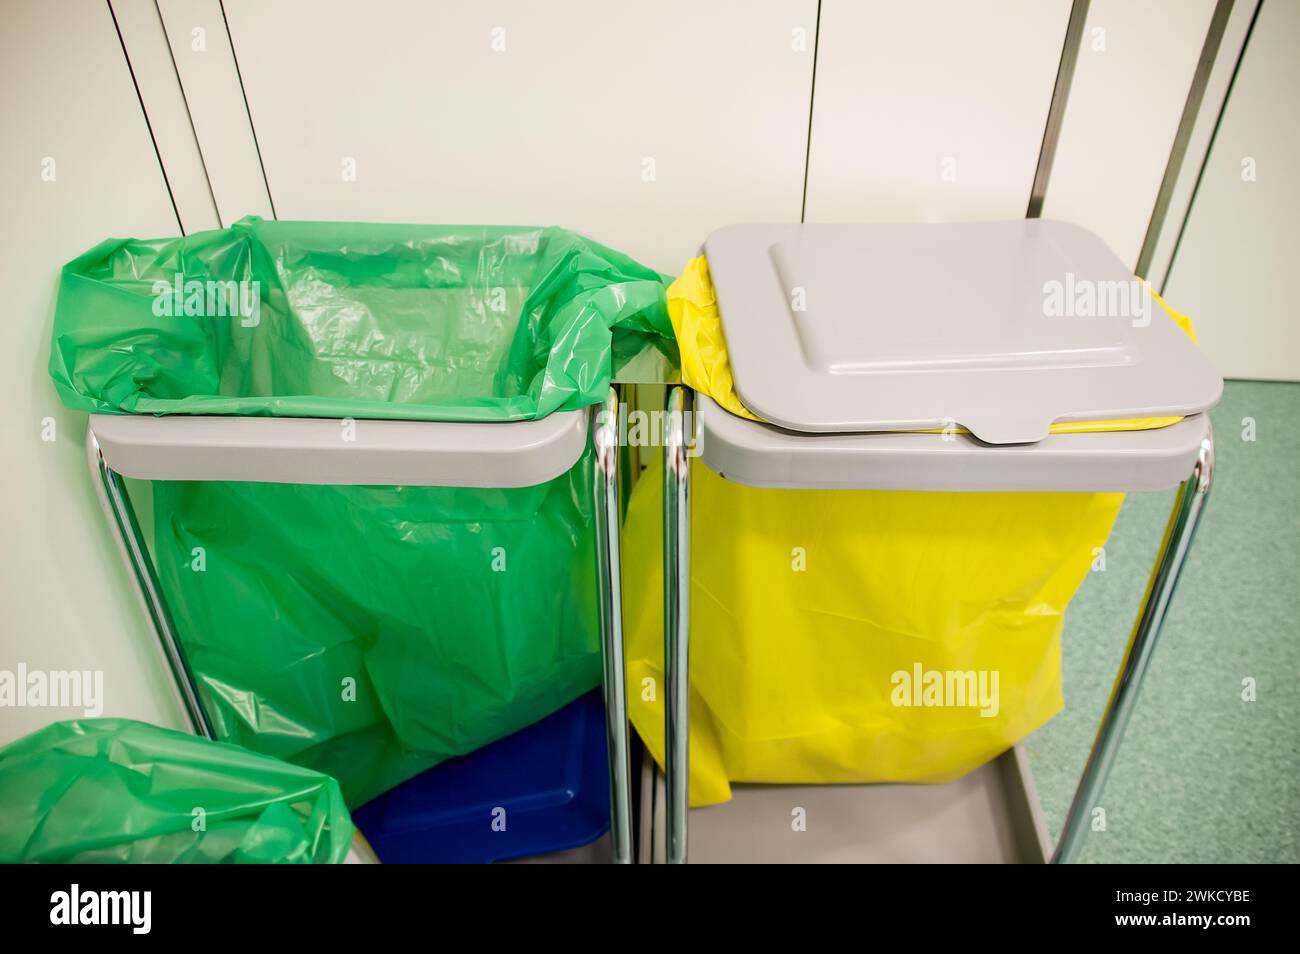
[49,218,673,806]
[151,450,604,806]
[50,216,674,421]
[0,719,353,863]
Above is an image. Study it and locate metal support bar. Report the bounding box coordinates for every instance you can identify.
[1026,0,1091,218]
[87,428,213,739]
[593,387,634,863]
[1135,0,1238,279]
[1053,425,1216,863]
[663,386,693,864]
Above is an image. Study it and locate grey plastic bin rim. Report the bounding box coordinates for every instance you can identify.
[700,220,1223,445]
[88,410,589,488]
[694,394,1210,493]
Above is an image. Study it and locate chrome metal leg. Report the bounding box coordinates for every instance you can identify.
[86,427,214,738]
[663,386,693,864]
[1052,425,1216,863]
[592,387,633,863]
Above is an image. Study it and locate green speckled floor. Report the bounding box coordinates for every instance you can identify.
[1028,380,1300,863]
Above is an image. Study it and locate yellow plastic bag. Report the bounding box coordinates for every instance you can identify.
[624,458,1123,806]
[627,257,1196,807]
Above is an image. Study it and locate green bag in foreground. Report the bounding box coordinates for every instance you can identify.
[50,216,673,421]
[0,719,352,863]
[151,450,604,807]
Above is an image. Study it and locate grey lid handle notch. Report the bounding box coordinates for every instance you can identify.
[958,411,1057,445]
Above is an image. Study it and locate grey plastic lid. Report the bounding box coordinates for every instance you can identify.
[703,220,1222,444]
[90,411,588,488]
[694,395,1210,492]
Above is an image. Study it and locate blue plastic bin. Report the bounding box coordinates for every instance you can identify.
[353,691,610,863]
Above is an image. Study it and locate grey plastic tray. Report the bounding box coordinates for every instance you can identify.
[639,746,1050,864]
[695,395,1211,492]
[89,411,589,488]
[703,220,1222,444]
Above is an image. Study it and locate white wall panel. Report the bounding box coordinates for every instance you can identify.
[220,0,816,274]
[804,0,1072,223]
[0,0,187,744]
[111,0,222,233]
[1163,0,1300,380]
[1042,0,1217,268]
[157,0,273,225]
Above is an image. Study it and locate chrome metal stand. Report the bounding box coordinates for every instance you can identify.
[1052,425,1216,863]
[90,393,634,864]
[593,387,634,863]
[661,389,1215,865]
[663,386,692,864]
[87,429,213,739]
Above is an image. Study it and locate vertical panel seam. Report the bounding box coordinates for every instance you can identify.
[1135,0,1240,279]
[1161,0,1265,294]
[107,0,183,233]
[219,0,277,219]
[152,0,221,231]
[799,0,822,223]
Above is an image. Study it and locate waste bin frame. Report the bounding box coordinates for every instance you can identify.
[85,387,634,864]
[660,386,1216,864]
